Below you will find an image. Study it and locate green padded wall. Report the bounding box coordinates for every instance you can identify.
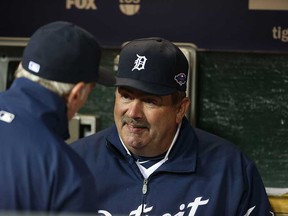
[196,51,288,187]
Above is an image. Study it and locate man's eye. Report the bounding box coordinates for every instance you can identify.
[121,94,132,101]
[144,99,159,106]
[146,99,155,104]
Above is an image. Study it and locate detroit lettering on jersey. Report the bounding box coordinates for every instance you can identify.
[98,197,210,216]
[97,201,274,216]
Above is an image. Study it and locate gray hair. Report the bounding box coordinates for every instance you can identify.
[171,91,187,105]
[15,63,75,97]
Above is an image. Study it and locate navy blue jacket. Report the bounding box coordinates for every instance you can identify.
[72,117,273,216]
[0,78,97,213]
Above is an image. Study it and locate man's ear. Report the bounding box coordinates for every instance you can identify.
[66,82,85,120]
[67,82,85,106]
[176,97,190,124]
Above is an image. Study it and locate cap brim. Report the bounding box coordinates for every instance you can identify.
[115,77,176,95]
[97,66,116,86]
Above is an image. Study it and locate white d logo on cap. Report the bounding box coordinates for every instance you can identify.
[132,54,147,71]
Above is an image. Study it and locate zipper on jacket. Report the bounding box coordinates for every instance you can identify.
[141,179,149,215]
[142,179,148,194]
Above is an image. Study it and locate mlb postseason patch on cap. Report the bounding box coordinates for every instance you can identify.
[115,37,189,95]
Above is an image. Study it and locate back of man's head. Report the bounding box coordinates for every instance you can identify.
[21,21,114,86]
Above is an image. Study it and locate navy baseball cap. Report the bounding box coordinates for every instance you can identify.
[115,37,189,95]
[22,21,115,86]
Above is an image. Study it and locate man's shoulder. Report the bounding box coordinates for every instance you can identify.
[70,125,116,151]
[193,127,249,161]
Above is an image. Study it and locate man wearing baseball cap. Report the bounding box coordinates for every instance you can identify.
[72,37,273,215]
[0,21,114,213]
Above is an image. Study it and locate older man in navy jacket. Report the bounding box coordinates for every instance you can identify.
[0,21,114,213]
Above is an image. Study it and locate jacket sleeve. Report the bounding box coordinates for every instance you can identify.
[238,161,274,216]
[50,143,98,213]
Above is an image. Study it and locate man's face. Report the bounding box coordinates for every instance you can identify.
[114,87,183,157]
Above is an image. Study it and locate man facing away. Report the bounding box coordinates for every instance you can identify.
[71,37,274,216]
[0,21,114,213]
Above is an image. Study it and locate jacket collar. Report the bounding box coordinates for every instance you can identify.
[106,117,198,173]
[9,78,70,140]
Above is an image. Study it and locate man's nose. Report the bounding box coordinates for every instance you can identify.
[126,100,143,119]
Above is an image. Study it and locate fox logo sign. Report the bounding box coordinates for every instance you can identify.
[66,0,97,10]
